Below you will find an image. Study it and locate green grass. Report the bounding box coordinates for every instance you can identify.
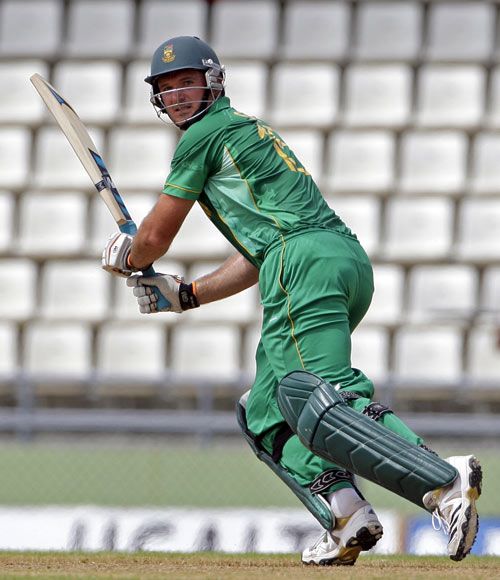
[0,441,496,515]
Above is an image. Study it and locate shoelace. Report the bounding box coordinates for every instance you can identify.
[431,508,450,533]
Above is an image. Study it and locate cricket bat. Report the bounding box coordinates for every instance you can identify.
[30,73,170,307]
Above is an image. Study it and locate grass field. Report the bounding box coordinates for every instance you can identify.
[1,553,499,579]
[0,440,496,516]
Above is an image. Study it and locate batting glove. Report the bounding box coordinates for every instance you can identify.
[101,232,153,278]
[127,274,199,314]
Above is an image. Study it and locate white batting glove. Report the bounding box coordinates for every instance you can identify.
[127,274,200,314]
[102,232,135,277]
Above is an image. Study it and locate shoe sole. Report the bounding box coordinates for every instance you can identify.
[450,456,482,562]
[302,523,383,566]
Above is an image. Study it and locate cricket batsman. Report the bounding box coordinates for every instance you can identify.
[101,36,482,564]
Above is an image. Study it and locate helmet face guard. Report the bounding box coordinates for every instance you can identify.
[145,37,225,129]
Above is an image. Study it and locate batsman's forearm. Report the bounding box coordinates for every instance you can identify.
[194,253,259,304]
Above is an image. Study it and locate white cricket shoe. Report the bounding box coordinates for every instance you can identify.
[301,503,383,566]
[423,455,482,561]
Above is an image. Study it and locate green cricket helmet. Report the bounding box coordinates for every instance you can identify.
[145,36,225,128]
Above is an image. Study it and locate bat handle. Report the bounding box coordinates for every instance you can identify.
[119,220,172,310]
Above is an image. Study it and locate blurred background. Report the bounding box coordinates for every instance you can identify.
[0,0,499,556]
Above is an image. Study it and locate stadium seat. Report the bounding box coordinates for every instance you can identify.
[466,325,500,388]
[0,128,30,190]
[325,195,381,257]
[23,321,92,378]
[242,323,262,379]
[52,61,122,124]
[480,266,500,320]
[362,264,404,326]
[124,60,163,124]
[0,61,49,124]
[382,197,453,261]
[393,325,463,385]
[407,265,478,324]
[136,0,208,58]
[96,322,167,379]
[224,61,268,120]
[456,198,500,261]
[416,65,485,128]
[108,127,178,190]
[65,0,134,58]
[351,325,390,385]
[469,132,500,194]
[17,191,87,256]
[398,131,467,194]
[426,2,494,62]
[88,191,158,255]
[486,67,500,128]
[353,1,422,61]
[0,0,63,57]
[277,129,324,184]
[270,64,339,127]
[343,64,412,128]
[40,260,110,322]
[171,324,241,381]
[168,203,234,260]
[0,321,17,377]
[33,126,105,189]
[281,1,350,60]
[184,262,259,324]
[325,131,394,193]
[0,192,14,252]
[211,0,279,60]
[0,259,37,322]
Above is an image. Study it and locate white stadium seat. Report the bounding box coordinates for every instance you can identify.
[0,128,30,190]
[242,323,262,378]
[17,191,87,256]
[469,132,500,194]
[486,67,500,128]
[416,65,485,129]
[124,60,163,124]
[40,260,110,322]
[0,192,14,252]
[398,131,467,194]
[65,0,134,58]
[0,322,17,378]
[456,198,500,261]
[354,1,422,61]
[171,325,241,381]
[281,1,350,61]
[362,264,404,326]
[33,126,105,189]
[224,61,268,120]
[480,267,500,319]
[277,130,324,184]
[23,321,92,378]
[382,197,453,261]
[212,0,279,60]
[270,64,339,128]
[0,0,63,57]
[393,325,463,384]
[343,64,412,128]
[325,131,394,193]
[0,259,37,322]
[407,265,478,324]
[326,195,381,257]
[108,127,178,190]
[52,61,122,125]
[0,61,49,124]
[351,326,390,384]
[137,0,208,58]
[426,2,495,62]
[96,322,167,379]
[467,325,500,387]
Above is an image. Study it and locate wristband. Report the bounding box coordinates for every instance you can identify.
[179,282,200,310]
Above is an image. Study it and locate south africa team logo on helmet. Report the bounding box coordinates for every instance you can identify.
[162,44,175,63]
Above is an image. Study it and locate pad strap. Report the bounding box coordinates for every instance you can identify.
[309,468,355,495]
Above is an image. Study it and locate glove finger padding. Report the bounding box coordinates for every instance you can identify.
[102,232,134,277]
[127,273,183,314]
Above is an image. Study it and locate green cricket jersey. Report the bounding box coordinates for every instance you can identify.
[163,96,354,268]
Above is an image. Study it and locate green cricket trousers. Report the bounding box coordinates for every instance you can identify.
[246,228,423,493]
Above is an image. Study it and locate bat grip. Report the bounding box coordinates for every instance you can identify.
[119,220,172,310]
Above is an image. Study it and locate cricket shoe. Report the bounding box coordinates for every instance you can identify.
[301,503,383,566]
[423,455,482,561]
